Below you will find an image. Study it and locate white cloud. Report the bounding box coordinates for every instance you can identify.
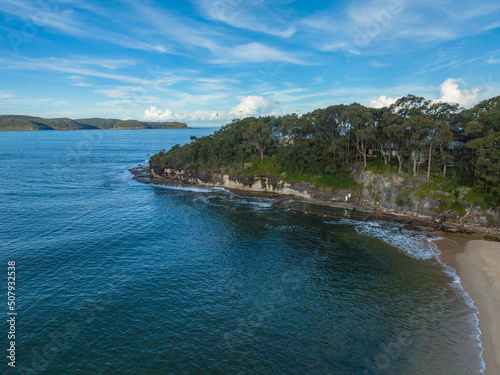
[370,95,399,108]
[0,92,15,100]
[144,96,279,123]
[371,60,389,68]
[302,0,500,55]
[313,77,324,85]
[437,78,480,107]
[184,111,226,121]
[0,0,173,53]
[195,0,295,38]
[487,56,500,64]
[95,86,147,99]
[144,107,174,121]
[228,96,279,117]
[143,106,225,122]
[0,56,185,89]
[214,43,308,65]
[370,78,483,109]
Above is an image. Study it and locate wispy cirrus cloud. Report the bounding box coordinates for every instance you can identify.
[213,42,310,65]
[0,0,172,52]
[1,0,310,65]
[0,56,181,86]
[301,0,500,55]
[1,0,498,123]
[194,0,296,38]
[0,92,15,100]
[120,0,308,65]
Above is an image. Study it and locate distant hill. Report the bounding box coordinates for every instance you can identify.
[144,121,190,129]
[0,115,190,131]
[75,118,119,129]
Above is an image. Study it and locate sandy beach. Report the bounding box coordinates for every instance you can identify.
[437,238,500,375]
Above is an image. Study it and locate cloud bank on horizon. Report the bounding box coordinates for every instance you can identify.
[370,78,483,109]
[0,0,499,125]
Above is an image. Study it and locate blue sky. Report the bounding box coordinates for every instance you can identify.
[0,0,499,126]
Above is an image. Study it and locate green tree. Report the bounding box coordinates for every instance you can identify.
[424,102,460,180]
[465,96,500,197]
[391,95,430,176]
[341,103,374,167]
[383,108,406,174]
[243,120,274,160]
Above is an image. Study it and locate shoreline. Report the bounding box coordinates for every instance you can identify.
[132,166,500,239]
[132,166,500,373]
[434,238,500,374]
[450,239,500,375]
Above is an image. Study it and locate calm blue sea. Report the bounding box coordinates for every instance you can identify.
[0,129,484,374]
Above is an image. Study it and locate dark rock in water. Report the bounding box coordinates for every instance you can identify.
[403,225,425,232]
[484,235,500,242]
[461,228,475,234]
[143,163,500,236]
[399,218,413,224]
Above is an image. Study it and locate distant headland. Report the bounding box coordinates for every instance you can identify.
[0,115,190,131]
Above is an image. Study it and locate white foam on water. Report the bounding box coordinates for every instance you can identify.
[355,223,438,260]
[430,240,486,374]
[332,218,486,373]
[324,218,362,226]
[215,190,275,209]
[151,183,220,193]
[326,219,437,260]
[152,182,274,210]
[239,199,274,209]
[263,223,302,232]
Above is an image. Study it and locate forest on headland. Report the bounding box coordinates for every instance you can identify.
[150,95,500,209]
[0,115,189,130]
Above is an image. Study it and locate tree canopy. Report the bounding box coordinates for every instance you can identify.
[150,95,500,205]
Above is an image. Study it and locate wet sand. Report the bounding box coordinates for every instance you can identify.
[437,238,500,375]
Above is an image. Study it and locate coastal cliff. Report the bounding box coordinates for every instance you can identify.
[147,164,499,235]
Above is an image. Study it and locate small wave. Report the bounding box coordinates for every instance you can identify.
[325,218,438,260]
[265,224,301,231]
[324,218,381,228]
[152,183,219,193]
[430,241,486,374]
[324,218,360,226]
[346,219,485,373]
[355,223,438,260]
[237,199,274,209]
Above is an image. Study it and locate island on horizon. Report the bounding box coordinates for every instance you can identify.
[0,115,190,131]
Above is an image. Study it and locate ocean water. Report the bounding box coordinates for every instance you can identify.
[0,129,484,374]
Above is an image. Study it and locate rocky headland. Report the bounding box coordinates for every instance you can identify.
[132,164,500,238]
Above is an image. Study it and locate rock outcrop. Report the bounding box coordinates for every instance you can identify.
[147,164,499,235]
